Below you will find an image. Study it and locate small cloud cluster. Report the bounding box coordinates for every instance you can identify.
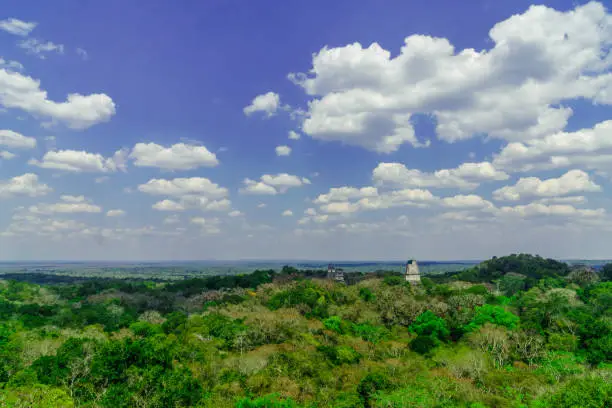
[139,177,231,213]
[243,92,280,117]
[241,173,311,195]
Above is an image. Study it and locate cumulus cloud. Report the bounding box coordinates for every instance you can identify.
[29,195,102,214]
[493,170,601,201]
[130,142,219,170]
[153,200,185,211]
[282,210,293,216]
[2,214,87,237]
[106,209,125,217]
[139,177,228,198]
[289,2,612,152]
[240,173,311,195]
[243,92,280,116]
[0,68,116,129]
[275,145,291,156]
[314,186,378,204]
[0,18,37,36]
[497,203,605,218]
[288,130,301,140]
[152,197,229,213]
[535,196,587,205]
[373,161,508,190]
[493,120,612,173]
[141,177,231,213]
[229,210,243,217]
[0,173,52,198]
[313,184,437,215]
[0,130,36,149]
[29,149,128,173]
[441,194,495,209]
[0,151,16,160]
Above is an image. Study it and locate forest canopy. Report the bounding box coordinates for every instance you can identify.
[0,254,609,407]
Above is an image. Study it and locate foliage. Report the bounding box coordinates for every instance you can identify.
[0,254,609,407]
[409,310,450,340]
[465,304,520,332]
[357,372,392,408]
[236,394,299,408]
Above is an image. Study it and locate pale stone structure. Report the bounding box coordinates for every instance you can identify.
[327,264,345,283]
[405,259,421,284]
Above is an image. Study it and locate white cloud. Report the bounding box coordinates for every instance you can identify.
[290,2,612,152]
[106,209,125,217]
[2,214,87,237]
[275,145,291,156]
[314,186,378,204]
[0,173,52,198]
[18,39,64,58]
[0,151,16,160]
[493,120,612,173]
[320,201,360,214]
[441,194,494,209]
[60,195,86,203]
[373,161,508,190]
[240,173,310,195]
[130,142,219,170]
[138,177,228,198]
[190,217,221,234]
[0,18,37,36]
[313,184,437,215]
[29,197,102,214]
[262,173,311,188]
[229,210,243,217]
[29,149,128,173]
[498,203,605,218]
[305,208,317,216]
[437,212,481,222]
[243,92,280,116]
[152,199,186,211]
[282,210,293,216]
[288,130,301,140]
[257,203,267,208]
[535,196,587,205]
[147,182,231,213]
[198,198,231,211]
[95,176,109,184]
[241,179,278,195]
[0,130,36,149]
[493,170,601,201]
[0,67,116,129]
[0,58,24,72]
[356,188,437,211]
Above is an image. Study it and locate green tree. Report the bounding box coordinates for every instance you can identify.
[409,311,450,341]
[465,304,519,332]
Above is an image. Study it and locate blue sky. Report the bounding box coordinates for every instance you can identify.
[1,0,612,261]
